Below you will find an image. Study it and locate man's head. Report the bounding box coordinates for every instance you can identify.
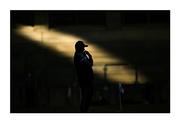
[75,41,88,52]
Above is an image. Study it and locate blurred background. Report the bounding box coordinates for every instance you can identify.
[11,10,170,113]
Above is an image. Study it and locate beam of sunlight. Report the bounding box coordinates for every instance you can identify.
[15,25,146,84]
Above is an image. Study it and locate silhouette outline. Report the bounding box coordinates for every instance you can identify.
[74,41,94,112]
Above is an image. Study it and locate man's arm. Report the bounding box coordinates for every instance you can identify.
[76,53,91,66]
[84,51,93,66]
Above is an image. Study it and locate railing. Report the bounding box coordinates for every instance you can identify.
[93,63,140,111]
[103,63,139,84]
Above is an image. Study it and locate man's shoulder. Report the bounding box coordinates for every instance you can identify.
[75,52,84,57]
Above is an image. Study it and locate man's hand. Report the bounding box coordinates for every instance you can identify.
[84,51,92,58]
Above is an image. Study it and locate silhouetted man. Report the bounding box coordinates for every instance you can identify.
[74,41,94,112]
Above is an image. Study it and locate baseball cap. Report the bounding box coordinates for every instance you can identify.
[75,41,88,49]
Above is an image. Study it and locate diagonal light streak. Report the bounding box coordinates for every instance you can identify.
[15,25,146,84]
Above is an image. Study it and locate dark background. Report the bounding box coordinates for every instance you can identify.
[11,10,170,113]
